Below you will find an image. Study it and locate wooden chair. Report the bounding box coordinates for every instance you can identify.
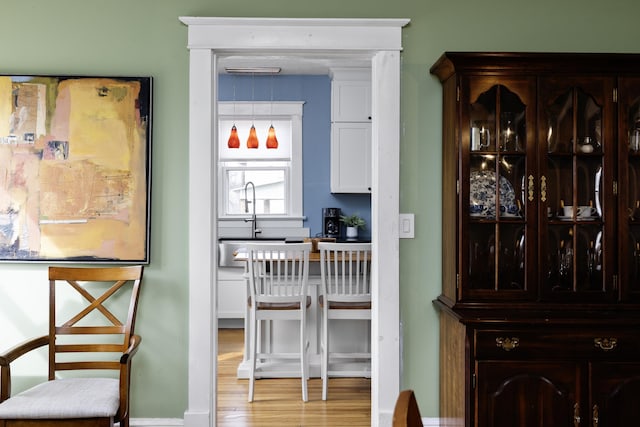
[392,390,423,427]
[318,242,371,400]
[245,242,312,402]
[0,265,144,427]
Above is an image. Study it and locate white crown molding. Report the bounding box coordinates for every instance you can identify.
[179,17,409,52]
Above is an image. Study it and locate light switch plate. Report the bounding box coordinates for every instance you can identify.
[399,213,415,238]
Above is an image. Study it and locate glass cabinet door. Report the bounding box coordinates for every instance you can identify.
[539,77,616,301]
[461,77,535,300]
[618,77,640,302]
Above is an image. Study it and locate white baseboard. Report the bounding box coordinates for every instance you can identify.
[131,416,444,426]
[130,419,184,427]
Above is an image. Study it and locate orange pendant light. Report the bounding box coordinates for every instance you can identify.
[266,125,278,149]
[227,125,240,149]
[247,125,259,149]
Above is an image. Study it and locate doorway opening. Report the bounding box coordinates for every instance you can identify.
[181,17,409,427]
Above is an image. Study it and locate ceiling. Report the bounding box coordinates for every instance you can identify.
[217,52,373,75]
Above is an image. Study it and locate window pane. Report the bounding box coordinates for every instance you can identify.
[226,169,286,215]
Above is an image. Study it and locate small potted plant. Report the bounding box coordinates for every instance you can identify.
[340,213,366,240]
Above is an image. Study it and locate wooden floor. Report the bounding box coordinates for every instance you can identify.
[217,328,371,426]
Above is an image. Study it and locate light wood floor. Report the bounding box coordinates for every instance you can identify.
[217,328,371,426]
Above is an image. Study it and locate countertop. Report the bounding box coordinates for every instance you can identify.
[234,242,371,263]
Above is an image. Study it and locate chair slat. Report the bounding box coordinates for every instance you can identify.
[55,361,121,371]
[55,344,124,353]
[56,326,126,335]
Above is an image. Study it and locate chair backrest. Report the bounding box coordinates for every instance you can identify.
[392,390,423,427]
[47,265,144,380]
[245,243,311,306]
[318,242,371,304]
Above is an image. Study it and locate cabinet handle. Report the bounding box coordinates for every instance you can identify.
[594,337,618,351]
[495,337,519,351]
[574,403,581,426]
[592,404,599,427]
[540,175,547,202]
[528,175,535,201]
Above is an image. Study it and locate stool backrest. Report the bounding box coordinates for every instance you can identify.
[318,242,371,304]
[245,243,311,305]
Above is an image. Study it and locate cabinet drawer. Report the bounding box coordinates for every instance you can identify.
[475,329,640,360]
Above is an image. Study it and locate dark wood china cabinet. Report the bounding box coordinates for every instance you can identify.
[431,52,640,427]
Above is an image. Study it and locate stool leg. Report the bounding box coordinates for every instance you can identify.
[248,309,257,402]
[300,307,308,402]
[322,307,329,401]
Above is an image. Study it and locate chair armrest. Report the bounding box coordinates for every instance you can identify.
[0,335,48,366]
[0,335,48,402]
[117,334,141,422]
[119,334,141,365]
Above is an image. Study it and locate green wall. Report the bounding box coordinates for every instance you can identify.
[0,0,638,419]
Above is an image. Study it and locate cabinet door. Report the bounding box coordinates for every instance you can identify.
[590,362,640,427]
[476,361,580,427]
[538,76,617,302]
[217,267,247,319]
[331,80,372,122]
[617,77,640,302]
[330,122,372,193]
[460,76,537,301]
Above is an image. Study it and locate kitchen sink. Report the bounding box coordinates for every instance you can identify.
[218,238,292,267]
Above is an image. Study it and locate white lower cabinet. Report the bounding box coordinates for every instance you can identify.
[217,267,246,319]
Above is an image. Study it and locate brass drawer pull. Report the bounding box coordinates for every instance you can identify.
[540,175,547,202]
[495,337,519,351]
[594,337,618,351]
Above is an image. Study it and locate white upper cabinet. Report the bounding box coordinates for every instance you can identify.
[331,75,372,122]
[331,123,372,193]
[330,68,372,193]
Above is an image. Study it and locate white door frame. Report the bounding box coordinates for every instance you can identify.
[180,17,409,427]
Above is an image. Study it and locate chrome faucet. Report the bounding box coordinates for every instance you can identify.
[244,181,262,239]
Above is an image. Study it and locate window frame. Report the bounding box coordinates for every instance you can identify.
[217,101,304,221]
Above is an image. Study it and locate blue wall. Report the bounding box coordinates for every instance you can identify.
[218,74,372,239]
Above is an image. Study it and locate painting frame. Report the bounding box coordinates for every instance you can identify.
[0,75,152,263]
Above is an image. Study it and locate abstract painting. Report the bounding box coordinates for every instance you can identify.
[0,75,152,262]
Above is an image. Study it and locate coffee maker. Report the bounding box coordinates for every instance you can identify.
[322,208,341,239]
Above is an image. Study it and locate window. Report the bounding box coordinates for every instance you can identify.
[218,102,303,219]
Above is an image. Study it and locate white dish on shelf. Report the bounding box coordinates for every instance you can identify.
[469,170,518,219]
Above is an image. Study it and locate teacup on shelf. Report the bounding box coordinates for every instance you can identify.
[578,206,597,218]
